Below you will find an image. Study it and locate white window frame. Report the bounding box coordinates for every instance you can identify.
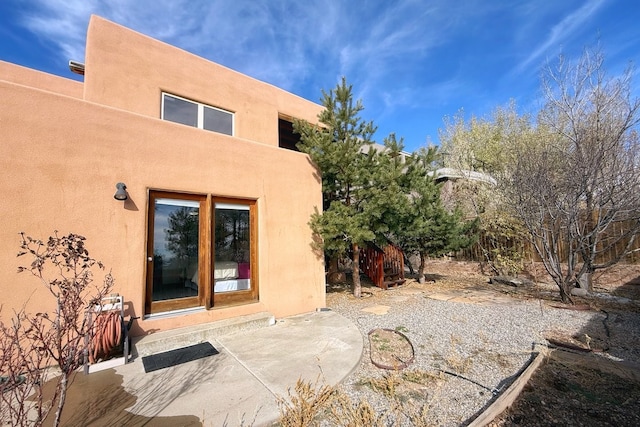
[161,92,234,136]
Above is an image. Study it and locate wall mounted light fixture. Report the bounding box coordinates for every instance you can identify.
[114,182,128,201]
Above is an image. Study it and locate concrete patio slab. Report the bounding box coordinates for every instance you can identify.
[106,310,363,426]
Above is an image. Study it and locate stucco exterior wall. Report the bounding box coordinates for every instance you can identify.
[84,16,321,146]
[0,60,83,98]
[0,16,325,336]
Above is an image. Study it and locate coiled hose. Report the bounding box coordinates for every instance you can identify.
[89,310,122,364]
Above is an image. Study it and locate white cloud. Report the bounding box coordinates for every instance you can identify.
[14,0,634,152]
[14,0,476,104]
[513,0,605,75]
[21,0,97,61]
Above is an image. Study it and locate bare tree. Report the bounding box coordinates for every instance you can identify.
[0,232,114,426]
[508,48,640,303]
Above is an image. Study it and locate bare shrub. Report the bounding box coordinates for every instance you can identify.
[0,232,114,427]
[276,373,441,426]
[328,393,387,427]
[359,371,402,398]
[0,311,51,426]
[276,377,336,427]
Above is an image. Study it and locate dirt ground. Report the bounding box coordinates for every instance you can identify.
[488,350,640,427]
[413,260,640,426]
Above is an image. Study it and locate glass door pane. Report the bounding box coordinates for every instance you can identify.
[152,198,200,302]
[214,203,251,293]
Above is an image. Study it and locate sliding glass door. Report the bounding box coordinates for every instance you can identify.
[146,193,205,314]
[146,191,258,315]
[212,199,258,306]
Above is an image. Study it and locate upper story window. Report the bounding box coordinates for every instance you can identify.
[162,93,234,136]
[278,117,301,151]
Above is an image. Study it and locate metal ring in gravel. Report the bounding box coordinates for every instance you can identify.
[368,328,414,370]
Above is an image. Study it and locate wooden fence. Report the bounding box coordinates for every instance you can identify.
[458,220,640,264]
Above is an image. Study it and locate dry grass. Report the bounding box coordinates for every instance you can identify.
[482,351,516,369]
[328,395,387,427]
[275,372,442,426]
[276,377,336,427]
[444,353,473,375]
[401,369,443,384]
[358,371,402,398]
[442,334,474,375]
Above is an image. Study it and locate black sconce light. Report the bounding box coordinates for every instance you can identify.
[114,182,128,201]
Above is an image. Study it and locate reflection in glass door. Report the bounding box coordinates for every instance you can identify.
[214,203,251,294]
[147,195,202,313]
[146,192,257,314]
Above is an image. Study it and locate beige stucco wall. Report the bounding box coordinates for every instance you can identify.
[0,60,83,98]
[0,16,325,336]
[84,16,321,146]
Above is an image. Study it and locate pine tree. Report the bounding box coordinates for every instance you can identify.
[364,133,411,243]
[398,147,478,283]
[296,78,476,295]
[295,77,377,297]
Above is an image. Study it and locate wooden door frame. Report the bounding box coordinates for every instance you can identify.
[145,191,207,315]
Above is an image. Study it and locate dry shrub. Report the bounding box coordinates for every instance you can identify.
[328,394,386,427]
[1,232,115,427]
[443,334,473,374]
[276,374,441,426]
[444,352,473,374]
[401,369,443,384]
[276,377,336,427]
[0,313,52,426]
[359,371,402,398]
[398,401,433,427]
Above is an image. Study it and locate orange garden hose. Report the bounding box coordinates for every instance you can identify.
[89,310,121,364]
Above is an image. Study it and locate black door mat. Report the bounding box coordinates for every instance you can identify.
[142,342,219,373]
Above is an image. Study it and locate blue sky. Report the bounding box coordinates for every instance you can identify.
[1,0,639,152]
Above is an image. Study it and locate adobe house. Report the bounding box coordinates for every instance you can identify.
[0,15,326,337]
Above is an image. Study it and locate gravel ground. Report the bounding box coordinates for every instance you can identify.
[325,269,640,426]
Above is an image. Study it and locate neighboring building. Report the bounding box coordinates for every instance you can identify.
[431,167,497,186]
[431,167,497,212]
[0,16,325,336]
